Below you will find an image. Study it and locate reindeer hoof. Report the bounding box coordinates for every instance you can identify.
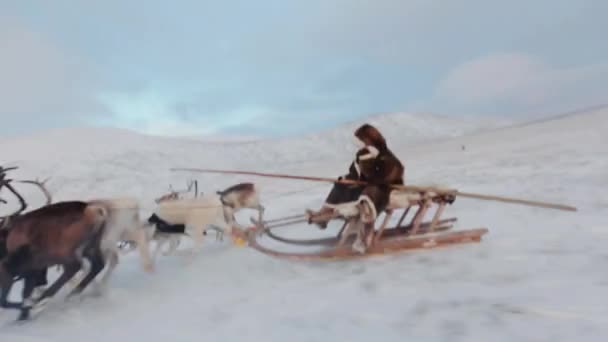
[30,297,49,317]
[65,290,84,303]
[143,263,155,273]
[31,287,46,301]
[89,283,106,298]
[17,309,31,321]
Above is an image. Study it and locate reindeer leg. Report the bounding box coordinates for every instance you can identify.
[21,274,36,303]
[67,249,106,299]
[0,273,19,309]
[163,236,180,256]
[230,212,246,233]
[161,236,173,255]
[92,250,118,296]
[210,225,224,242]
[179,224,204,259]
[36,261,81,299]
[223,206,244,234]
[1,248,33,310]
[191,225,206,254]
[131,228,153,273]
[29,268,48,301]
[17,274,38,321]
[29,260,81,319]
[152,236,164,261]
[68,258,91,289]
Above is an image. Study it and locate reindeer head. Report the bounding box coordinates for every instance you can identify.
[154,192,180,204]
[0,166,52,228]
[154,179,199,204]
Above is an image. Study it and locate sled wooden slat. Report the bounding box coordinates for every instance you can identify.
[248,228,489,261]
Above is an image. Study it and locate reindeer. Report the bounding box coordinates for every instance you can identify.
[118,180,206,257]
[216,182,265,233]
[143,182,263,263]
[0,168,54,300]
[145,195,229,263]
[0,168,154,320]
[0,173,109,321]
[68,196,154,295]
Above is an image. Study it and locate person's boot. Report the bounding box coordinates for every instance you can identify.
[305,207,335,229]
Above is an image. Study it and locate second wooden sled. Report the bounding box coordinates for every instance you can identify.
[245,189,490,261]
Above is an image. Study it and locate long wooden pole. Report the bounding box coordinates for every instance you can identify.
[453,191,577,212]
[169,167,578,212]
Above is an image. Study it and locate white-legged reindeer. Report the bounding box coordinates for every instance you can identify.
[0,170,108,321]
[217,183,265,234]
[68,197,154,295]
[154,179,199,204]
[142,182,264,263]
[145,195,230,262]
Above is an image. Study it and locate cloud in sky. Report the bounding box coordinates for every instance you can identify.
[426,53,608,116]
[1,1,607,137]
[0,16,109,135]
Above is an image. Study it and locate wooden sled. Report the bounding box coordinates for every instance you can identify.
[245,189,489,261]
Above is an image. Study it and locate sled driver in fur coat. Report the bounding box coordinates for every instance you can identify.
[351,124,404,252]
[307,123,405,252]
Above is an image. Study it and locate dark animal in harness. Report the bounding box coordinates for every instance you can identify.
[148,213,186,234]
[0,201,109,321]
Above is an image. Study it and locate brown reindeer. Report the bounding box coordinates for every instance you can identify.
[0,171,109,321]
[0,176,54,302]
[0,168,52,310]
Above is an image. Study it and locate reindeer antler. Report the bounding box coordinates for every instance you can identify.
[155,179,199,203]
[185,179,199,197]
[0,168,52,230]
[0,166,19,174]
[17,178,52,206]
[0,179,28,219]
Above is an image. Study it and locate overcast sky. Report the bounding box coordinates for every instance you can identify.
[1,1,606,137]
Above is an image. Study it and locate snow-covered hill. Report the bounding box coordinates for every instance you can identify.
[0,108,606,341]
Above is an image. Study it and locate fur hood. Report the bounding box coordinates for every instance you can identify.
[354,123,388,152]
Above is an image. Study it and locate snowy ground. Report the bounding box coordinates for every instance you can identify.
[0,109,606,341]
